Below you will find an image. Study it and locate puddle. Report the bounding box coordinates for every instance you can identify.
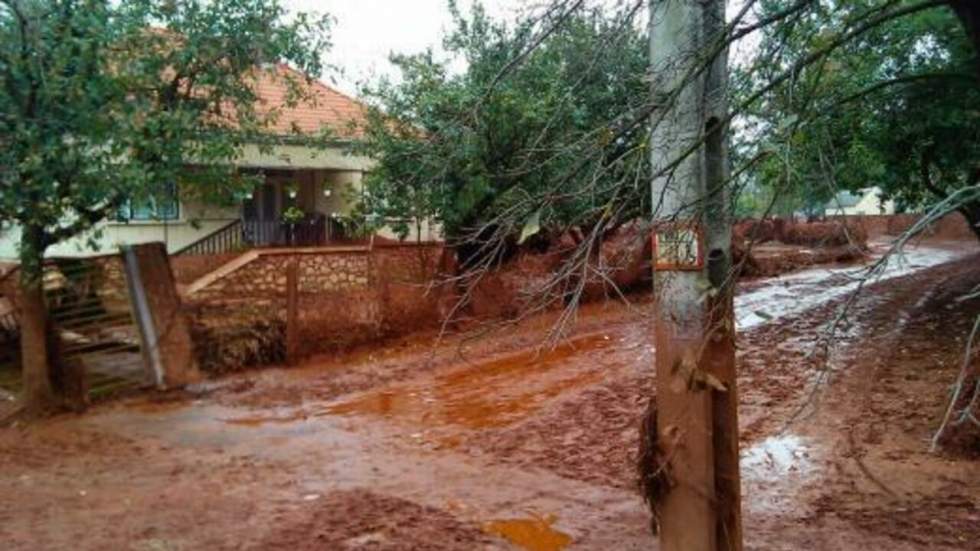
[128,400,189,414]
[741,434,813,476]
[735,245,962,331]
[221,412,310,427]
[320,334,613,430]
[483,515,572,551]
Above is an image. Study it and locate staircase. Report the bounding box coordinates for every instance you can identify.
[174,220,244,256]
[182,249,262,296]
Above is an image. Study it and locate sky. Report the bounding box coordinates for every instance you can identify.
[283,1,757,96]
[284,0,525,95]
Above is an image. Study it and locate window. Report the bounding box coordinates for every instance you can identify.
[118,182,180,221]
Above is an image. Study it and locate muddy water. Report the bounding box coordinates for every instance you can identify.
[321,333,616,431]
[483,514,573,551]
[735,243,962,330]
[221,411,311,427]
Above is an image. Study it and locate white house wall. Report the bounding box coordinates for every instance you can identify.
[236,144,374,172]
[375,221,443,243]
[854,191,895,215]
[825,187,896,217]
[0,198,239,261]
[315,170,363,217]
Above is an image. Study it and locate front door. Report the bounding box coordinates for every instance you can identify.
[242,178,284,246]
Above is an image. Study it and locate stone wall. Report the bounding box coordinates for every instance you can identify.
[185,244,449,371]
[298,253,371,294]
[190,249,373,302]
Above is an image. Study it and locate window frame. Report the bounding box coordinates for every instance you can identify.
[117,182,181,223]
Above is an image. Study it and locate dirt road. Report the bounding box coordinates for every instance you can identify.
[1,241,978,550]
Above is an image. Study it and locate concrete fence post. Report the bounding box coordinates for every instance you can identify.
[285,259,300,366]
[122,243,200,389]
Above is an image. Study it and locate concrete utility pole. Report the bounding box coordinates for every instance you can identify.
[649,0,742,550]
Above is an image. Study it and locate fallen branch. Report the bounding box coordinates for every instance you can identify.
[932,313,980,452]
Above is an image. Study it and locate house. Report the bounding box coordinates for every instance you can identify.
[0,65,439,262]
[824,186,896,217]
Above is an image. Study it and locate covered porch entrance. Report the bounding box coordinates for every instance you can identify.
[241,169,357,247]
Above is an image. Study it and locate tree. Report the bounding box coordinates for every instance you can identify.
[734,1,980,233]
[353,1,650,255]
[0,0,330,414]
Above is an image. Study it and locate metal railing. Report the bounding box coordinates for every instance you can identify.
[242,216,344,247]
[174,220,243,256]
[175,215,349,256]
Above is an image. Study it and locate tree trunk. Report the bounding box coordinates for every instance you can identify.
[957,199,980,241]
[18,225,55,415]
[949,1,980,78]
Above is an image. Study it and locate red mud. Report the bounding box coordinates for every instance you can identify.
[185,217,918,374]
[733,218,870,278]
[253,489,496,550]
[324,333,614,431]
[739,242,867,278]
[1,242,978,550]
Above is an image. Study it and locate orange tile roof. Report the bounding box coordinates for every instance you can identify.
[253,64,366,139]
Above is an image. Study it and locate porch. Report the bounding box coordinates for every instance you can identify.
[241,168,359,247]
[176,169,362,256]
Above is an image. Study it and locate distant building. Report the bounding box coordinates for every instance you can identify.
[825,186,895,216]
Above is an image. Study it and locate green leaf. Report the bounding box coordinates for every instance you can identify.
[518,209,542,245]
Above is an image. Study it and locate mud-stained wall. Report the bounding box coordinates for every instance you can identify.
[832,212,974,241]
[373,245,457,334]
[186,244,450,372]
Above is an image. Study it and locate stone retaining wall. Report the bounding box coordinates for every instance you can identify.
[186,244,450,371]
[299,253,371,294]
[190,249,373,301]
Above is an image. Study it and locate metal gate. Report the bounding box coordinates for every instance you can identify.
[46,257,146,397]
[0,255,147,400]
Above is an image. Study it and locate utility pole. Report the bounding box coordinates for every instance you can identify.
[649,0,742,550]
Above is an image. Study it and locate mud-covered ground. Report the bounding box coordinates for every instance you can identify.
[1,240,979,550]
